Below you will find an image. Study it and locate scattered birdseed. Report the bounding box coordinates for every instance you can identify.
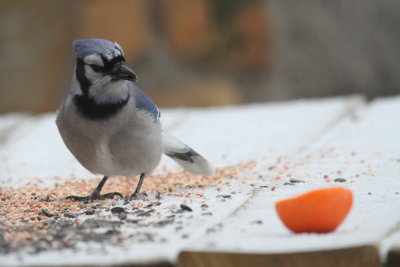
[111,207,125,214]
[334,178,346,183]
[63,212,77,218]
[180,204,193,212]
[39,209,57,218]
[155,192,162,200]
[216,195,232,199]
[0,161,257,256]
[154,219,174,227]
[91,204,102,209]
[283,182,294,186]
[136,209,155,217]
[85,209,96,215]
[289,178,304,183]
[126,219,142,224]
[147,202,161,208]
[39,194,57,202]
[118,212,127,220]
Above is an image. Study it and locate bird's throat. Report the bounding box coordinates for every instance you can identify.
[73,94,130,120]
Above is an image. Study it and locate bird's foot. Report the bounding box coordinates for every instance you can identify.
[129,192,148,201]
[66,192,123,202]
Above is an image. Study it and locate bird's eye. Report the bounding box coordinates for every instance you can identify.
[90,64,102,72]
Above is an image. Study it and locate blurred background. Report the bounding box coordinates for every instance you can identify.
[0,0,399,114]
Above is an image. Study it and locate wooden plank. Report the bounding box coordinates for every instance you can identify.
[180,96,400,266]
[0,113,30,144]
[386,247,400,267]
[178,246,380,267]
[0,97,365,266]
[164,96,365,165]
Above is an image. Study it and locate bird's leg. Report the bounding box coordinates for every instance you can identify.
[129,173,147,200]
[66,176,123,202]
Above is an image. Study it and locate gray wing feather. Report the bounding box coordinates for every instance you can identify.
[163,133,215,175]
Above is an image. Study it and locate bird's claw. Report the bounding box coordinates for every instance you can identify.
[129,192,148,201]
[66,192,123,202]
[101,192,124,200]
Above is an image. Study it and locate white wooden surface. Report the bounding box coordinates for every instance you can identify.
[185,96,400,258]
[0,96,399,266]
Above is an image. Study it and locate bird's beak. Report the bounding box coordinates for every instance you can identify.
[108,62,138,82]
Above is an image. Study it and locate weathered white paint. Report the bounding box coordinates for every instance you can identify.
[3,96,399,266]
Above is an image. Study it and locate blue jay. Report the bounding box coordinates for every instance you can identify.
[56,39,214,202]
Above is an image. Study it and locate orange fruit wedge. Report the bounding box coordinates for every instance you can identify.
[275,187,353,233]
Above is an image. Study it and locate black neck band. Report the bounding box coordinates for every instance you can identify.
[73,94,130,120]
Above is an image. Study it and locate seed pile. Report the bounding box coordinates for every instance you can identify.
[0,161,257,255]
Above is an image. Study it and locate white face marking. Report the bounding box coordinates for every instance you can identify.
[83,54,104,66]
[83,65,130,105]
[84,64,104,83]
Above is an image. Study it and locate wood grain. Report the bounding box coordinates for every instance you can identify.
[178,246,381,267]
[386,247,400,267]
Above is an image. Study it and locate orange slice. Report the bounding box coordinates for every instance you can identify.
[275,187,353,233]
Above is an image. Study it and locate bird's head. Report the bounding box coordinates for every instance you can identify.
[73,39,137,97]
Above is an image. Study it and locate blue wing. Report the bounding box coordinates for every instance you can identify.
[131,83,160,121]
